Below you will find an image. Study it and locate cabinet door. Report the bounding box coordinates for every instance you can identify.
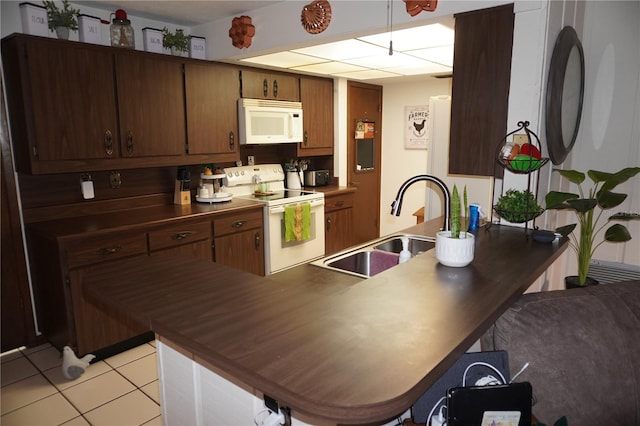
[213,229,264,276]
[20,38,119,163]
[115,53,186,157]
[298,77,334,156]
[69,260,149,356]
[184,62,240,161]
[241,69,299,101]
[325,208,354,255]
[449,4,514,177]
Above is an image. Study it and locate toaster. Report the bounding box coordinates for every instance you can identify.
[304,170,330,187]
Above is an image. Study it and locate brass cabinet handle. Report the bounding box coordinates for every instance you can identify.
[229,131,235,150]
[98,246,122,256]
[326,217,331,231]
[303,130,308,146]
[126,131,134,155]
[232,220,247,229]
[334,200,344,207]
[272,79,278,98]
[254,232,260,250]
[104,130,113,156]
[171,231,193,241]
[263,78,268,97]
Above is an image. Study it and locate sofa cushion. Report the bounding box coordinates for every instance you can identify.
[481,280,640,426]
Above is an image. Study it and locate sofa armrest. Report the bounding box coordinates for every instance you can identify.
[481,280,640,426]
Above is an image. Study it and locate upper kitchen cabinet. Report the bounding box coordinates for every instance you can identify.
[448,4,514,177]
[1,34,187,174]
[297,76,334,156]
[184,62,240,162]
[240,69,300,101]
[1,35,120,174]
[114,51,186,158]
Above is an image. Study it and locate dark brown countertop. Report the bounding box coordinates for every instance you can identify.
[85,219,567,424]
[27,198,263,239]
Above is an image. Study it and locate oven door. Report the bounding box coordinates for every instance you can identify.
[264,198,325,275]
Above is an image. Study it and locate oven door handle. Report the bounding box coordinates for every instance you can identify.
[268,199,324,214]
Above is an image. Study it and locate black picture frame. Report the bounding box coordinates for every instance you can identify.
[545,26,585,165]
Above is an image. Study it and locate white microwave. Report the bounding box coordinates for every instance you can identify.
[238,98,304,144]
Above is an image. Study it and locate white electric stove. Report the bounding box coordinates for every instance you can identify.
[223,164,325,275]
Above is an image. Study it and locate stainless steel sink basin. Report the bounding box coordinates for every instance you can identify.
[311,234,435,278]
[373,236,435,256]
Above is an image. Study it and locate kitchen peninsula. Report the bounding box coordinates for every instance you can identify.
[86,218,567,425]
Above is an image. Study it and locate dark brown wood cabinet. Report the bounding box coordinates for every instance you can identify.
[212,208,265,276]
[298,76,334,156]
[240,69,300,101]
[324,190,355,255]
[184,62,240,162]
[27,216,216,356]
[114,51,186,158]
[1,34,188,174]
[1,35,120,173]
[449,4,514,177]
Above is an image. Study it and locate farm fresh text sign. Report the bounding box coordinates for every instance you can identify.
[405,105,430,149]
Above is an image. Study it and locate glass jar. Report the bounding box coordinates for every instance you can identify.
[110,9,135,49]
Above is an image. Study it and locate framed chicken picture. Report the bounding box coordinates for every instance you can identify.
[405,105,430,149]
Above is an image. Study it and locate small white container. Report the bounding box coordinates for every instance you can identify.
[189,36,206,59]
[435,231,475,267]
[78,14,102,44]
[142,27,163,53]
[19,2,49,37]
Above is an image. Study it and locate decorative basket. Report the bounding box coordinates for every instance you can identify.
[493,206,544,223]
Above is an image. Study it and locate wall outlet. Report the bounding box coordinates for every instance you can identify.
[248,155,255,165]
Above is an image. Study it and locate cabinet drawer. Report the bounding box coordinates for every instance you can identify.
[66,233,147,269]
[213,209,263,237]
[148,221,211,252]
[324,193,354,212]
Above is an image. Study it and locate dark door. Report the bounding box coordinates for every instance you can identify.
[347,81,382,244]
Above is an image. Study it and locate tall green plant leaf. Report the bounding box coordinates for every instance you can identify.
[451,185,460,238]
[597,191,627,209]
[599,167,640,192]
[604,223,632,242]
[545,191,579,209]
[555,169,585,184]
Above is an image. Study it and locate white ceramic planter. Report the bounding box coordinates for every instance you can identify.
[435,231,475,267]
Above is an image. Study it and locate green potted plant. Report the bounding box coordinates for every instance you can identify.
[42,0,79,40]
[545,167,640,287]
[162,27,189,55]
[435,185,475,267]
[495,189,544,223]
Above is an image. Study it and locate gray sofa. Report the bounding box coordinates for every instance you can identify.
[481,279,640,425]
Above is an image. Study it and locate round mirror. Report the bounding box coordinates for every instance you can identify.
[545,26,585,165]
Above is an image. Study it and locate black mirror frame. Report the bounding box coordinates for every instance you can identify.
[545,26,585,165]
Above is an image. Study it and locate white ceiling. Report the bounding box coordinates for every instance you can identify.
[79,1,453,81]
[76,1,284,26]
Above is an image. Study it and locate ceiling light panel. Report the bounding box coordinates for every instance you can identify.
[333,69,402,80]
[384,62,452,76]
[342,52,427,69]
[240,51,326,68]
[291,62,366,74]
[292,39,388,61]
[405,46,454,66]
[358,24,454,51]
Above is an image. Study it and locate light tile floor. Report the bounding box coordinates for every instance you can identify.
[1,342,162,426]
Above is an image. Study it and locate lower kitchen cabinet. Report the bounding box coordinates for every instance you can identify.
[324,191,355,255]
[27,229,150,356]
[212,208,265,276]
[27,218,214,357]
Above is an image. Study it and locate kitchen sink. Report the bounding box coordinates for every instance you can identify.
[311,234,435,278]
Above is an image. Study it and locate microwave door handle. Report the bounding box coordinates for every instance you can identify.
[287,113,293,138]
